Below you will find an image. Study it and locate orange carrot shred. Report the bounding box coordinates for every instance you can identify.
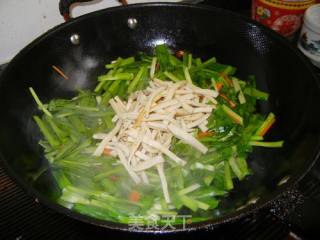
[219,93,227,100]
[216,82,223,92]
[219,93,236,108]
[129,191,140,202]
[259,118,276,137]
[228,100,237,108]
[52,65,69,80]
[197,131,214,139]
[233,116,242,125]
[103,148,112,156]
[220,73,233,86]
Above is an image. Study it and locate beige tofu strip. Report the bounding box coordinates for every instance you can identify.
[113,148,141,184]
[142,137,186,165]
[93,120,122,156]
[156,161,170,203]
[168,123,208,154]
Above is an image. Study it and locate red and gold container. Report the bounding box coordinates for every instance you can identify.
[252,0,316,37]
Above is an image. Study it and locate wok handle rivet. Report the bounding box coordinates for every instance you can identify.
[127,18,138,29]
[70,34,80,45]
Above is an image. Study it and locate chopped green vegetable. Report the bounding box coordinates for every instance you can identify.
[221,104,244,125]
[33,116,60,147]
[244,87,269,100]
[224,162,234,190]
[183,66,192,84]
[150,57,157,78]
[98,72,134,81]
[178,183,201,195]
[29,87,52,117]
[29,44,283,226]
[105,57,135,69]
[249,141,284,148]
[164,71,180,82]
[179,195,199,212]
[255,112,276,137]
[128,66,147,93]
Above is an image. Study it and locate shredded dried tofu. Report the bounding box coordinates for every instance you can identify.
[93,80,218,202]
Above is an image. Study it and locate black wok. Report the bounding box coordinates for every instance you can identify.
[0,2,319,233]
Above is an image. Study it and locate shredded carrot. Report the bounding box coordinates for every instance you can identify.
[232,116,242,125]
[103,148,112,156]
[216,82,223,92]
[129,191,141,202]
[197,131,214,139]
[219,93,228,101]
[52,65,69,80]
[220,73,233,86]
[259,118,276,137]
[219,93,236,108]
[228,100,236,108]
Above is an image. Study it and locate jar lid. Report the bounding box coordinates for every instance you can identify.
[304,4,320,32]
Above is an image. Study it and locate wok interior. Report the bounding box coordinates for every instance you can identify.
[0,4,319,226]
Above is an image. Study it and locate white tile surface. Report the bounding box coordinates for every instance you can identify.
[0,0,181,64]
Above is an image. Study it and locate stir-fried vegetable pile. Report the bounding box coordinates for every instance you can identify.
[30,45,283,225]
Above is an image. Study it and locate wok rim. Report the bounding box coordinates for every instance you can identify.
[0,2,320,233]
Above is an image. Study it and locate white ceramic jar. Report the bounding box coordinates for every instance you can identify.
[298,4,320,68]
